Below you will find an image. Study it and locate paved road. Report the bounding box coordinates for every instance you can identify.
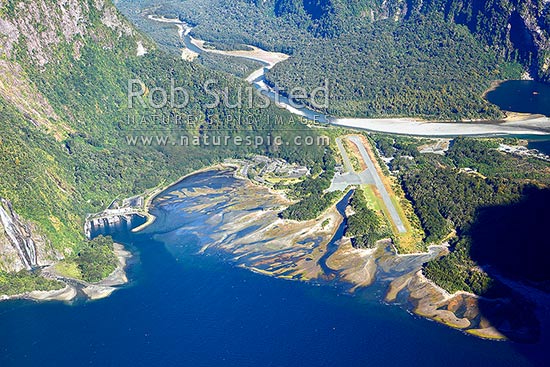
[327,170,375,192]
[348,136,407,233]
[329,137,375,191]
[328,137,375,191]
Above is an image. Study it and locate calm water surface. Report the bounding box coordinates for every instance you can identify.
[0,171,546,366]
[528,139,550,155]
[486,80,550,116]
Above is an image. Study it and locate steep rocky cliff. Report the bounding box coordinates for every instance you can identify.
[0,0,148,136]
[0,0,140,66]
[0,198,60,272]
[0,0,150,275]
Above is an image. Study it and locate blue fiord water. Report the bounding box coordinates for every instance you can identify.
[486,80,550,117]
[0,171,545,366]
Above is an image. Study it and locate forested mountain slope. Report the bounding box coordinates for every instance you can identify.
[266,0,550,117]
[0,0,324,288]
[126,0,549,119]
[266,15,519,119]
[365,0,550,81]
[267,0,550,81]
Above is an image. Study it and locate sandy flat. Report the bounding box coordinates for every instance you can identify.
[27,284,77,302]
[332,116,550,137]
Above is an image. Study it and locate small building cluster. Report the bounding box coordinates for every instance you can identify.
[498,144,550,162]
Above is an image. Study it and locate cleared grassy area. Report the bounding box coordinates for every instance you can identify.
[263,175,303,185]
[361,184,385,213]
[54,261,82,280]
[390,188,426,253]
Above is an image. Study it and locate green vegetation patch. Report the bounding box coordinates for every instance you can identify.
[345,188,392,248]
[279,148,341,221]
[424,238,494,295]
[375,135,550,295]
[57,235,118,283]
[0,270,64,297]
[267,15,520,120]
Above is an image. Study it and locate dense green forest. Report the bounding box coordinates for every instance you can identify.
[118,0,536,120]
[423,237,495,295]
[344,188,391,248]
[73,236,119,283]
[0,0,327,292]
[267,16,520,119]
[0,271,63,297]
[118,0,309,53]
[197,53,265,79]
[113,4,266,78]
[279,148,341,220]
[371,136,550,294]
[364,0,550,81]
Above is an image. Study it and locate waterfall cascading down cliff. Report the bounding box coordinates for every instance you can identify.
[0,198,38,270]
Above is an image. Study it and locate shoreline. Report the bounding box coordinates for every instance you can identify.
[407,271,508,340]
[129,165,500,339]
[130,163,454,267]
[176,167,531,341]
[81,243,132,300]
[131,163,239,233]
[4,163,526,341]
[481,79,504,99]
[0,284,79,303]
[0,242,133,303]
[3,162,268,303]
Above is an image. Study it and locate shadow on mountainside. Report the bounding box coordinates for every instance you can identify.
[470,187,550,285]
[469,187,550,360]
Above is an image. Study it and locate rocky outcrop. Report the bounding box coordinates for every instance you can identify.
[0,0,147,139]
[0,198,60,272]
[0,0,139,66]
